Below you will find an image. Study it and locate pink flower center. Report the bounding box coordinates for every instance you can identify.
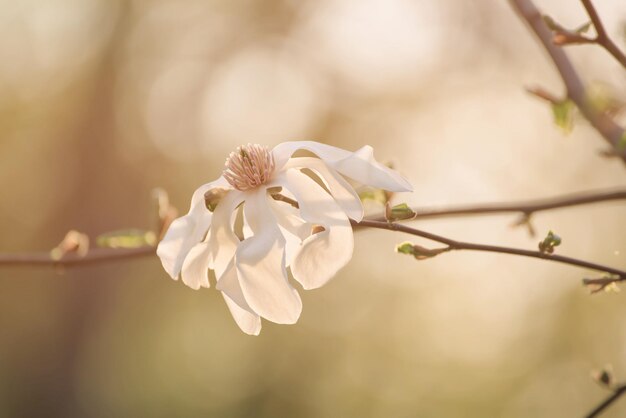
[223,144,275,191]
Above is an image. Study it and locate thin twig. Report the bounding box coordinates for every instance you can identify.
[585,384,626,418]
[583,276,623,294]
[354,219,626,278]
[4,218,622,277]
[510,0,626,164]
[552,31,595,47]
[0,188,624,268]
[581,0,626,68]
[0,246,154,267]
[374,187,626,222]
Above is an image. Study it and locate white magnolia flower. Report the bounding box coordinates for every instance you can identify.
[157,141,412,335]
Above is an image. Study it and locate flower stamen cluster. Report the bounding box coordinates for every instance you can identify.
[223,144,275,191]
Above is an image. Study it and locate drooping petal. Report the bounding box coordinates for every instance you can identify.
[235,188,302,324]
[208,190,245,279]
[279,169,354,290]
[216,259,252,311]
[180,238,211,290]
[272,141,412,192]
[222,293,262,335]
[216,260,262,335]
[283,156,363,221]
[156,177,228,279]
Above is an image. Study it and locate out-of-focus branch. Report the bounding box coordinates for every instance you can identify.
[0,246,154,267]
[509,0,626,164]
[580,0,626,68]
[356,219,626,278]
[546,1,626,69]
[585,384,626,418]
[583,275,623,294]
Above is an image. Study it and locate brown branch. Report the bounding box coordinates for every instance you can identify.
[0,187,624,268]
[6,217,622,278]
[585,384,626,418]
[355,219,626,278]
[510,0,626,164]
[581,0,626,68]
[371,187,626,221]
[552,31,595,47]
[583,275,622,294]
[0,246,154,267]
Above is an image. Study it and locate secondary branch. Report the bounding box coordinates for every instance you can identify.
[581,0,626,68]
[510,0,626,164]
[0,188,623,271]
[377,187,626,221]
[355,219,626,278]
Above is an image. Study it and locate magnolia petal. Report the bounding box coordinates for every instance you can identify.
[222,293,262,336]
[284,157,363,221]
[216,259,252,312]
[235,189,302,324]
[272,141,412,192]
[281,169,354,289]
[180,239,211,290]
[216,260,262,335]
[334,144,412,192]
[291,225,353,290]
[157,178,228,279]
[272,141,347,168]
[267,197,309,266]
[209,190,244,279]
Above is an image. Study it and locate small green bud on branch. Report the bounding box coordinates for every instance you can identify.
[538,230,561,254]
[385,203,417,222]
[395,241,450,260]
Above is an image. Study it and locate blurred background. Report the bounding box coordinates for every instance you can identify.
[1,0,625,416]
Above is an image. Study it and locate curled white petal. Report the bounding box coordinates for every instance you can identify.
[235,188,302,324]
[180,238,211,290]
[283,156,363,221]
[217,260,262,335]
[156,178,228,279]
[272,141,413,192]
[279,169,354,290]
[222,293,262,336]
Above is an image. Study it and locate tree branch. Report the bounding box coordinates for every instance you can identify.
[581,0,626,68]
[0,246,154,267]
[585,384,626,418]
[0,188,624,268]
[509,0,626,164]
[374,187,626,221]
[355,219,626,278]
[3,218,623,279]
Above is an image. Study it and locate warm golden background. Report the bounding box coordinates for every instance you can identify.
[1,0,625,416]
